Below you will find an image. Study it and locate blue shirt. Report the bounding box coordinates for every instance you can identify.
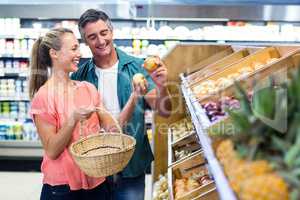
[71,48,155,177]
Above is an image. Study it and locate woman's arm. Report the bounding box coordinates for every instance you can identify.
[118,93,138,127]
[34,108,95,160]
[34,115,76,160]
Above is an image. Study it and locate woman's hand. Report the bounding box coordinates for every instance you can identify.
[70,107,96,125]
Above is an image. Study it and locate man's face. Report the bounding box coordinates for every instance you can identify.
[83,20,114,58]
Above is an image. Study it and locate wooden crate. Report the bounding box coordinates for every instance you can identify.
[167,118,202,167]
[162,44,232,82]
[190,46,279,91]
[155,44,233,180]
[192,188,219,200]
[169,152,217,200]
[187,47,234,75]
[192,47,300,104]
[169,117,193,141]
[170,134,202,167]
[187,48,251,85]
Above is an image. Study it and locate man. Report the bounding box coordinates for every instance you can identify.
[71,9,172,200]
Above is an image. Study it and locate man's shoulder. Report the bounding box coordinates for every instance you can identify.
[117,48,144,68]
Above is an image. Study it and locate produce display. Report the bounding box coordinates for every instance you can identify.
[213,71,300,200]
[174,149,192,161]
[153,174,169,200]
[174,170,212,199]
[170,119,194,142]
[170,45,299,200]
[192,57,279,97]
[202,96,240,122]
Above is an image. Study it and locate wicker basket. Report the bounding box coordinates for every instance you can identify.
[69,107,136,177]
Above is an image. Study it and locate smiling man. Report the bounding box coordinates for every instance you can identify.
[71,9,172,200]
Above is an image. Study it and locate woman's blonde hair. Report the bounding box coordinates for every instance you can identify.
[29,28,73,99]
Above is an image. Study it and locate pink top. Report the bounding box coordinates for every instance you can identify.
[30,81,105,190]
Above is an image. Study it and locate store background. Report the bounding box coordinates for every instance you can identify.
[0,0,300,200]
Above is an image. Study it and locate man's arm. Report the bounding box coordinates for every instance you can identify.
[144,57,172,117]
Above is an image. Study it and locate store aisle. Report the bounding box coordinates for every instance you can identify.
[0,172,152,200]
[0,172,42,200]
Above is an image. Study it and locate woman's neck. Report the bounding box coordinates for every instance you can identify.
[50,69,72,86]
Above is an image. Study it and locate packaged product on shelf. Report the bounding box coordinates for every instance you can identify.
[5,39,14,55]
[23,119,38,141]
[169,118,193,142]
[174,149,192,161]
[169,152,217,200]
[0,124,7,140]
[153,174,169,200]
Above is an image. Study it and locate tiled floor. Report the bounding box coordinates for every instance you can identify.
[0,172,152,200]
[0,172,42,200]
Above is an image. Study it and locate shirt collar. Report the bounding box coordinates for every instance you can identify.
[87,47,135,72]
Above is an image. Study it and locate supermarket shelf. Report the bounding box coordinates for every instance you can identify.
[0,96,29,101]
[0,55,29,59]
[1,3,300,22]
[171,130,197,146]
[0,72,28,77]
[167,128,173,168]
[0,140,41,148]
[180,74,236,200]
[1,37,300,44]
[0,140,43,158]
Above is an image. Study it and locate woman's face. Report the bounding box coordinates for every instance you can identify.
[55,32,81,72]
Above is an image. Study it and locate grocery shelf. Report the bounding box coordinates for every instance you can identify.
[0,96,29,101]
[171,130,197,146]
[0,140,41,148]
[0,72,28,78]
[167,128,173,168]
[0,140,43,158]
[180,74,237,200]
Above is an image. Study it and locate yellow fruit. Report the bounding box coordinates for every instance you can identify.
[216,139,239,167]
[239,173,289,200]
[216,140,275,195]
[133,73,146,86]
[228,160,272,193]
[144,56,158,72]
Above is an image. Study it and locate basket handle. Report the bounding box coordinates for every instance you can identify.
[95,106,122,134]
[78,107,123,139]
[95,107,126,150]
[79,120,83,139]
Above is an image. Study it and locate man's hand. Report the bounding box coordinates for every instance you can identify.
[149,56,168,90]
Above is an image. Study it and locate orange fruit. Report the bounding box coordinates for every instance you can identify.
[143,57,158,72]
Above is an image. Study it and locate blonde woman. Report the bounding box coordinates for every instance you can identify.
[29,28,115,200]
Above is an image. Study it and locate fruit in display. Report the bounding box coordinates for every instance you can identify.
[214,69,300,200]
[174,171,212,199]
[153,174,169,200]
[266,57,279,64]
[171,118,194,141]
[239,173,289,200]
[174,149,192,161]
[228,160,273,193]
[252,62,265,70]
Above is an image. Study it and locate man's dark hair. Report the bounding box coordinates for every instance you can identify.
[78,9,113,42]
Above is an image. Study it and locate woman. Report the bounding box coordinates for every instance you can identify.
[29,28,115,200]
